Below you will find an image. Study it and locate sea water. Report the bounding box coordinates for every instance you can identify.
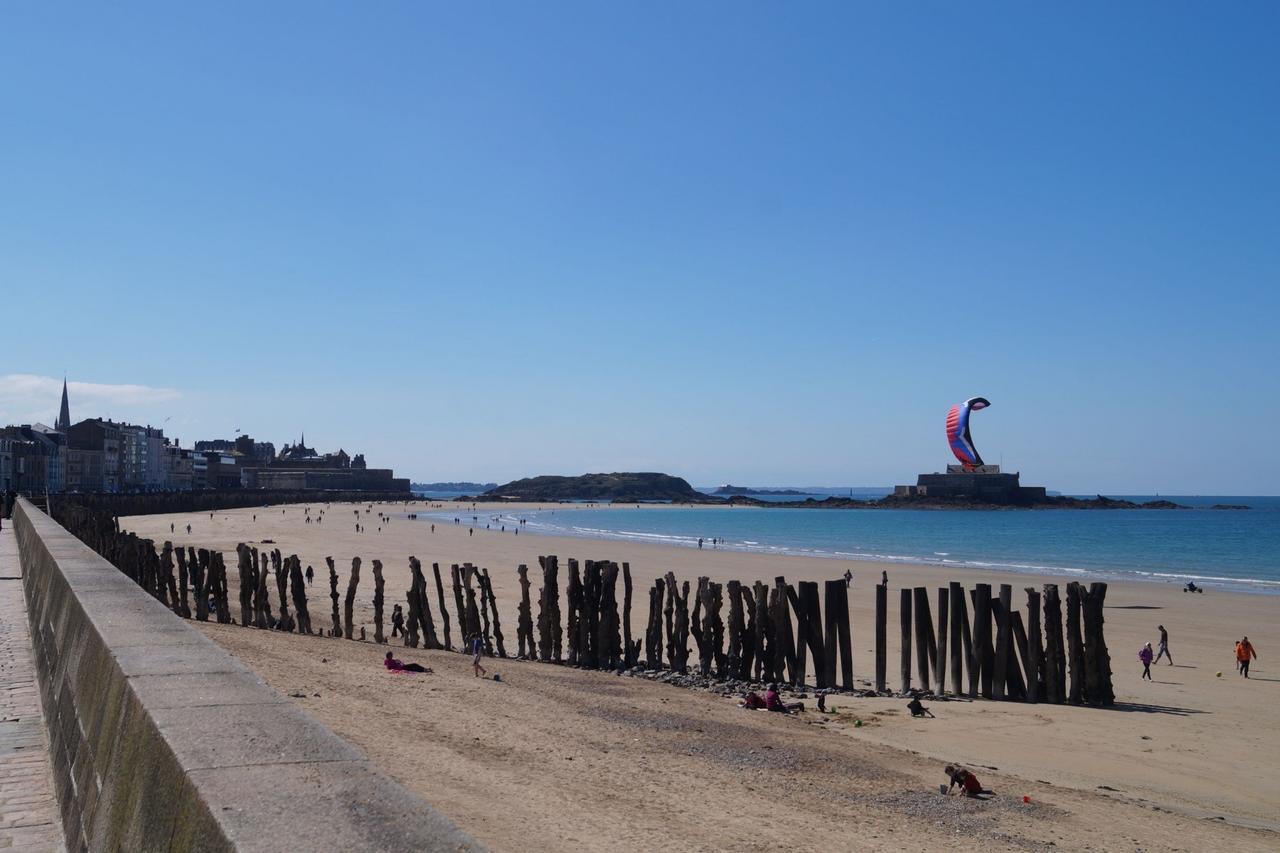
[426,496,1280,594]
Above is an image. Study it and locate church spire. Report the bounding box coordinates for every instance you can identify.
[55,378,71,431]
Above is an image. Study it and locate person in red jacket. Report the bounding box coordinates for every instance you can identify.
[945,765,993,799]
[1236,637,1258,678]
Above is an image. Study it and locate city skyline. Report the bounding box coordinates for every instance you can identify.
[3,5,1277,494]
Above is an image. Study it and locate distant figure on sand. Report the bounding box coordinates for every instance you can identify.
[1236,637,1258,677]
[305,565,314,585]
[1155,625,1173,664]
[881,570,888,587]
[471,634,487,678]
[1139,643,1154,680]
[944,765,993,799]
[907,697,935,718]
[1184,581,1202,593]
[391,605,405,638]
[843,569,853,588]
[698,538,703,550]
[186,524,191,535]
[384,651,429,674]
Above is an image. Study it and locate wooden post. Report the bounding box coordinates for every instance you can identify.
[1024,588,1042,704]
[753,581,770,682]
[874,582,887,693]
[936,587,949,695]
[665,573,690,673]
[452,563,468,647]
[826,579,853,690]
[517,564,535,659]
[344,557,361,640]
[913,587,933,690]
[1003,606,1028,699]
[463,565,485,654]
[992,584,1012,700]
[175,547,191,618]
[1080,582,1115,706]
[727,580,744,678]
[1042,584,1065,703]
[899,587,912,694]
[372,559,386,643]
[773,578,797,685]
[481,568,506,658]
[707,580,725,677]
[1065,582,1085,705]
[663,572,676,670]
[192,548,208,622]
[949,582,966,696]
[433,562,452,651]
[326,557,341,637]
[289,556,312,635]
[622,562,637,668]
[566,559,583,666]
[645,577,664,669]
[974,583,993,698]
[236,545,253,626]
[818,580,840,690]
[254,548,271,628]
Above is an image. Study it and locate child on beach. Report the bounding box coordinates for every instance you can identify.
[1139,643,1154,680]
[944,765,993,799]
[471,634,487,678]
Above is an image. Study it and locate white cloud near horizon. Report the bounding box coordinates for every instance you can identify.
[0,374,182,426]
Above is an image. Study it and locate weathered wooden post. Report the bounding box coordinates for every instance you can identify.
[949,582,966,696]
[665,573,691,674]
[974,583,993,698]
[192,548,209,622]
[829,579,853,690]
[372,559,386,643]
[537,555,562,662]
[913,587,934,690]
[175,547,192,618]
[289,556,312,634]
[936,587,949,695]
[899,587,912,694]
[517,564,535,659]
[1024,588,1042,703]
[645,577,665,669]
[1043,584,1065,703]
[566,558,583,666]
[344,557,361,640]
[326,557,341,637]
[463,565,487,654]
[726,580,744,678]
[1080,582,1114,706]
[481,568,506,658]
[874,582,887,693]
[753,581,770,682]
[1065,582,1085,705]
[1002,605,1028,699]
[404,580,421,648]
[161,541,178,613]
[253,549,270,628]
[451,564,468,647]
[622,562,637,667]
[992,584,1013,700]
[236,545,253,626]
[272,550,293,631]
[210,551,232,623]
[432,563,452,651]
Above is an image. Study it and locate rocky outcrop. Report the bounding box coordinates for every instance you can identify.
[712,485,806,496]
[476,473,718,503]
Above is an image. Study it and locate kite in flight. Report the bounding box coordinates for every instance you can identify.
[946,397,990,470]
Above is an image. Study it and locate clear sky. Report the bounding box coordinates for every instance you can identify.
[2,4,1277,494]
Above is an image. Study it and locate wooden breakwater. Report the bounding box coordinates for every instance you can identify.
[51,501,1115,707]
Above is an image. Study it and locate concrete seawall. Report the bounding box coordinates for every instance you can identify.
[11,498,480,852]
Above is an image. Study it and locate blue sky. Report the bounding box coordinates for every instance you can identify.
[2,4,1277,493]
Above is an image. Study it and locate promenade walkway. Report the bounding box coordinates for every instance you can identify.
[0,525,63,851]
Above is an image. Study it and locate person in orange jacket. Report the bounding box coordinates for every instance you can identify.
[1236,637,1258,678]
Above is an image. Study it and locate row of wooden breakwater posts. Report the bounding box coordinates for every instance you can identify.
[53,503,1115,707]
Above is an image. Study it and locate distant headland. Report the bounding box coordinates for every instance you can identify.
[465,472,1195,509]
[712,485,807,496]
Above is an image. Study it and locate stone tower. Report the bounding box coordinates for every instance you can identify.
[55,378,71,431]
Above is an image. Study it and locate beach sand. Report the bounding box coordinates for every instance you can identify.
[123,502,1280,851]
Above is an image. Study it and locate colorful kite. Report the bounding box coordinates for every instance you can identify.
[946,397,990,470]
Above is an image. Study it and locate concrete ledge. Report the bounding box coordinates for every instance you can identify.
[13,498,481,852]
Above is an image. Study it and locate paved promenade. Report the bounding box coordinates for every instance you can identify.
[0,525,63,851]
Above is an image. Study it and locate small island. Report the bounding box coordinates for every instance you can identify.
[473,473,719,503]
[412,481,498,493]
[712,485,807,496]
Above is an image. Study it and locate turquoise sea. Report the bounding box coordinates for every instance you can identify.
[423,496,1280,595]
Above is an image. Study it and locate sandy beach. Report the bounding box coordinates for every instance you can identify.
[123,501,1280,851]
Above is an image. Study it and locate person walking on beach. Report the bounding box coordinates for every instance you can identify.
[471,634,487,678]
[1236,637,1258,677]
[698,538,703,550]
[1139,642,1154,680]
[1155,625,1173,665]
[843,569,853,588]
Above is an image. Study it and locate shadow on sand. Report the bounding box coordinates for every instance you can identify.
[1109,701,1208,716]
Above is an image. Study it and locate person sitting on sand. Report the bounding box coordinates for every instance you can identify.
[471,634,487,678]
[944,765,993,799]
[741,691,767,710]
[764,684,804,713]
[907,697,935,718]
[384,651,430,674]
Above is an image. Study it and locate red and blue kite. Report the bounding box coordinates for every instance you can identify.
[946,397,990,470]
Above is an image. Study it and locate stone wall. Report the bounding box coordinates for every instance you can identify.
[11,498,479,852]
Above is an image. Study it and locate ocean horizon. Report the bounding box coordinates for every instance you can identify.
[418,495,1280,595]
